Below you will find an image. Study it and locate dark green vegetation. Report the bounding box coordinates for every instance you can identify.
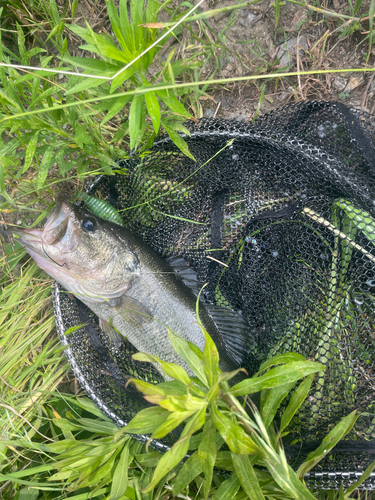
[1,0,375,498]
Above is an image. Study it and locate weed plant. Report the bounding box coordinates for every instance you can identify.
[1,0,375,498]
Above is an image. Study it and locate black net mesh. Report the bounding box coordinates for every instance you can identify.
[53,100,375,489]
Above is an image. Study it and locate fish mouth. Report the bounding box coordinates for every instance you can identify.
[13,199,81,269]
[12,226,44,256]
[13,200,70,254]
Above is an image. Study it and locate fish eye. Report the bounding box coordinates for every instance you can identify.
[81,218,97,233]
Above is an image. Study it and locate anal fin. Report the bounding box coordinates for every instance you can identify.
[99,318,123,349]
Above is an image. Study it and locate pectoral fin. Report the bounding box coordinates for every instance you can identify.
[113,295,153,326]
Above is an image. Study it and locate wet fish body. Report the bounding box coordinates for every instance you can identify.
[14,201,249,375]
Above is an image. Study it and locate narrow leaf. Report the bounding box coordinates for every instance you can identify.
[173,452,202,496]
[132,352,191,385]
[231,361,324,397]
[258,353,307,372]
[163,122,195,161]
[123,406,170,435]
[261,382,295,429]
[198,418,217,499]
[151,411,194,440]
[22,131,40,173]
[157,90,192,118]
[37,139,56,189]
[145,92,160,134]
[168,330,207,385]
[211,402,259,455]
[344,460,375,497]
[142,435,190,493]
[202,328,220,387]
[280,374,314,433]
[297,410,360,478]
[129,95,143,150]
[110,442,129,500]
[212,472,241,500]
[231,453,265,500]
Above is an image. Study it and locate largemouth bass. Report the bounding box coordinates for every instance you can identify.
[14,200,251,376]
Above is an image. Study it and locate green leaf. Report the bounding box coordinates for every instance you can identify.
[90,28,130,63]
[110,67,135,93]
[124,406,170,435]
[145,92,160,134]
[219,368,247,382]
[74,124,94,148]
[163,121,195,161]
[231,361,324,396]
[336,199,375,243]
[110,441,129,500]
[0,161,13,204]
[135,450,162,468]
[211,402,259,455]
[198,418,217,499]
[22,131,40,173]
[231,453,265,500]
[151,410,194,439]
[132,352,191,385]
[0,137,21,158]
[37,139,56,189]
[182,406,206,437]
[65,76,110,96]
[62,54,121,72]
[106,0,128,53]
[157,90,192,119]
[168,329,207,385]
[76,418,119,434]
[172,452,202,496]
[259,353,307,372]
[280,374,314,433]
[17,488,39,500]
[101,95,131,126]
[215,451,235,471]
[142,435,190,492]
[129,95,144,150]
[344,460,375,497]
[16,22,26,61]
[202,327,220,387]
[261,382,295,429]
[127,378,166,397]
[212,472,241,500]
[297,410,360,478]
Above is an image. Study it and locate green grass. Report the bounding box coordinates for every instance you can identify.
[1,0,375,498]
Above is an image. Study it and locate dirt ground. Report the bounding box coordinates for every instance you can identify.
[66,0,375,124]
[202,0,375,121]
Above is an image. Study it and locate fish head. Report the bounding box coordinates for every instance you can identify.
[13,200,139,302]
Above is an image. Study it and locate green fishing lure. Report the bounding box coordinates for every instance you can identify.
[77,192,124,226]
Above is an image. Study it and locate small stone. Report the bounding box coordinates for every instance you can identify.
[276,36,308,67]
[345,74,364,92]
[228,111,247,122]
[332,76,347,92]
[238,17,247,27]
[247,13,257,26]
[204,108,215,118]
